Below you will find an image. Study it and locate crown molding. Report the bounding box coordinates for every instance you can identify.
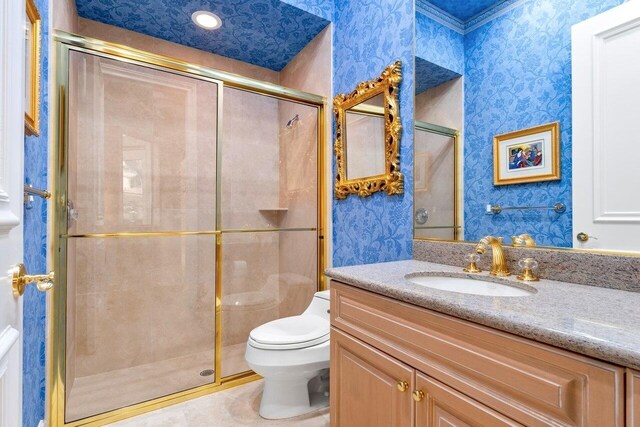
[465,0,533,33]
[416,0,465,33]
[416,0,533,34]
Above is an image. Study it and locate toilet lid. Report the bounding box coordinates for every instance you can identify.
[249,315,329,350]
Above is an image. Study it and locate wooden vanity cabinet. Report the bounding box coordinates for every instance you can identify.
[330,281,625,427]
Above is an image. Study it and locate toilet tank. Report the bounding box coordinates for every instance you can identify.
[302,290,330,320]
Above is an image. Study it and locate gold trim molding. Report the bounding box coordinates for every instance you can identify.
[25,0,41,136]
[333,61,404,199]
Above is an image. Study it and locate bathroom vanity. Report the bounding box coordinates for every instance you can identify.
[326,260,640,427]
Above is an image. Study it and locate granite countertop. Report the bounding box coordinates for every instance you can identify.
[325,260,640,370]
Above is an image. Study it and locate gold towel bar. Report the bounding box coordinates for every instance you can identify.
[486,202,566,215]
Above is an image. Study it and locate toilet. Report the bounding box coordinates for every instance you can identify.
[245,290,330,419]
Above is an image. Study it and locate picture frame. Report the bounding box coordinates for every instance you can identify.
[493,121,560,186]
[25,0,41,136]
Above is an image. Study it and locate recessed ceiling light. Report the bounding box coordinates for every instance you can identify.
[192,11,222,30]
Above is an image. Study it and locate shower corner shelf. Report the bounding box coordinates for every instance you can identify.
[259,208,289,225]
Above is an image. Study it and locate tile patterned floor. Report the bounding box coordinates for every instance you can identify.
[108,379,330,426]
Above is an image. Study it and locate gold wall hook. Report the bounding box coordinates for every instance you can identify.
[10,263,54,296]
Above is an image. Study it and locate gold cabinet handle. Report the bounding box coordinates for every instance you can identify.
[10,263,54,296]
[577,232,598,242]
[412,390,425,402]
[396,380,409,392]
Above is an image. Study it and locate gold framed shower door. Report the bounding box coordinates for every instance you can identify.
[49,31,327,427]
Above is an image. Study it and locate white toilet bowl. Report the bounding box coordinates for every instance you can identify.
[245,290,330,419]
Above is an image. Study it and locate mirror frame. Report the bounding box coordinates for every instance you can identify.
[25,0,42,136]
[333,61,403,199]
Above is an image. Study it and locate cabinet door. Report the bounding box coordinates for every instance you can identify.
[331,327,413,427]
[414,372,523,427]
[628,369,640,427]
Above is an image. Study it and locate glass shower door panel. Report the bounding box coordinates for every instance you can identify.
[414,129,456,240]
[220,231,317,377]
[221,88,318,230]
[65,235,216,422]
[67,51,218,235]
[64,50,219,423]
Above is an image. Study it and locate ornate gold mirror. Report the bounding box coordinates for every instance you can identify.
[334,61,403,199]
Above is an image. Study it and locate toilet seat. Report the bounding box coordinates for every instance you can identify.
[249,315,329,350]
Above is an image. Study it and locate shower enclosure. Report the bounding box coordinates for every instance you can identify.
[414,121,459,240]
[51,32,325,426]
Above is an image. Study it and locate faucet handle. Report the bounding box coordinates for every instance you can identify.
[511,234,535,247]
[463,253,482,273]
[517,258,539,281]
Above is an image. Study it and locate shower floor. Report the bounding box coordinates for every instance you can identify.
[66,344,253,422]
[222,342,250,377]
[66,350,215,422]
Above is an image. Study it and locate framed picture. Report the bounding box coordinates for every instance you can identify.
[25,0,41,136]
[493,122,560,185]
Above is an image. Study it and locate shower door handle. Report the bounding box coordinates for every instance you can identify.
[67,199,79,225]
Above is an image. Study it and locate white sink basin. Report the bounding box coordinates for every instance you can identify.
[406,275,535,297]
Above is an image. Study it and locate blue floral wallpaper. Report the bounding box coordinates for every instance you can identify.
[415,12,463,93]
[75,0,329,71]
[415,57,460,94]
[415,12,463,75]
[463,0,624,246]
[23,0,49,424]
[332,0,415,267]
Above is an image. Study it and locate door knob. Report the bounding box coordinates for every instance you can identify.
[412,390,425,402]
[396,380,409,392]
[576,232,598,242]
[9,263,54,296]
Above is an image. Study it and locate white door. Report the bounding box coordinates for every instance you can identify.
[572,0,640,252]
[0,0,26,425]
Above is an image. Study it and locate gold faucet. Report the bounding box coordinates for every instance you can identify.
[511,234,535,247]
[475,236,511,276]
